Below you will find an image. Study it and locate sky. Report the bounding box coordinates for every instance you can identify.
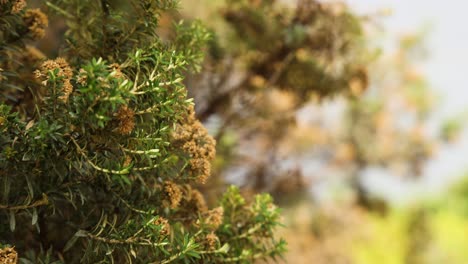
[344,0,468,203]
[346,0,468,117]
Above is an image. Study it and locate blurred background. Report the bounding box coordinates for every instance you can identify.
[124,0,468,262]
[172,0,468,263]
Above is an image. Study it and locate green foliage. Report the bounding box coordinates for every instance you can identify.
[351,210,410,264]
[0,0,285,263]
[218,187,286,263]
[350,178,468,264]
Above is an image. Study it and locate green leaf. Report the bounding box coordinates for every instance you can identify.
[218,243,230,254]
[32,208,38,226]
[186,251,200,259]
[18,258,34,264]
[130,248,137,259]
[63,233,80,252]
[74,230,88,237]
[9,211,15,232]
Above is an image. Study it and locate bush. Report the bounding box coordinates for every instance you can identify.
[0,1,285,263]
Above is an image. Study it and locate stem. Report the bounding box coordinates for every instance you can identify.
[85,231,167,247]
[131,78,183,95]
[70,137,130,175]
[156,248,189,264]
[135,105,159,115]
[71,137,160,174]
[0,193,49,210]
[45,2,74,19]
[122,147,160,155]
[231,223,262,240]
[114,193,148,214]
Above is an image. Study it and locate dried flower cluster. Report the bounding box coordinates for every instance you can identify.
[164,180,183,209]
[115,105,135,135]
[0,247,18,264]
[35,57,73,102]
[153,217,171,237]
[187,187,208,213]
[23,8,48,40]
[11,0,25,14]
[204,232,219,250]
[76,68,87,86]
[122,155,132,167]
[172,105,216,183]
[204,206,224,230]
[109,63,124,79]
[0,0,26,14]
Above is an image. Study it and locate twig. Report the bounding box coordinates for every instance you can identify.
[0,193,49,210]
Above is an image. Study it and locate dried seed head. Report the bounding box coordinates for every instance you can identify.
[172,105,216,183]
[77,69,88,86]
[164,181,182,209]
[11,0,26,14]
[0,246,18,264]
[54,58,73,79]
[36,58,74,102]
[189,188,208,213]
[123,155,132,167]
[23,9,48,40]
[60,80,73,102]
[39,58,72,79]
[205,207,224,230]
[153,216,171,237]
[116,105,135,135]
[204,232,219,250]
[109,63,124,79]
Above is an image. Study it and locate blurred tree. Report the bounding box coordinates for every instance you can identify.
[178,0,456,212]
[179,0,372,202]
[333,33,438,211]
[177,1,466,263]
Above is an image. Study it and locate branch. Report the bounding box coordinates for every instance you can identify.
[84,231,167,247]
[45,1,74,19]
[0,193,49,211]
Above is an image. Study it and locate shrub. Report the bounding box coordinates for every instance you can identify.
[0,1,285,263]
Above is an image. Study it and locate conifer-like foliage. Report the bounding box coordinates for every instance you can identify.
[0,1,285,263]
